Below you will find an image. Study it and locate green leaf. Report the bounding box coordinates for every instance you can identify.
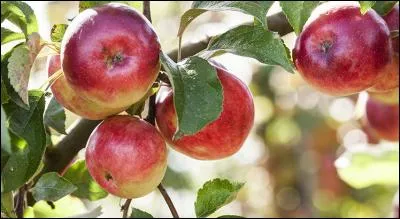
[7,45,31,105]
[207,24,295,73]
[1,106,12,155]
[280,1,319,35]
[359,1,377,14]
[78,1,143,12]
[178,1,274,37]
[50,24,68,43]
[2,90,46,193]
[371,1,398,15]
[31,172,77,202]
[1,27,25,45]
[1,50,28,109]
[218,215,245,218]
[1,1,38,38]
[335,144,399,189]
[195,178,245,218]
[1,191,15,218]
[130,208,153,218]
[63,160,108,201]
[7,33,42,106]
[159,53,223,139]
[44,97,66,135]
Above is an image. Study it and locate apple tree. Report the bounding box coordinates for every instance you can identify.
[1,1,399,218]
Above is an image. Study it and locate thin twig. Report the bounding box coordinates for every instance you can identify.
[15,184,27,218]
[121,198,132,218]
[143,1,152,23]
[177,36,182,62]
[158,184,179,218]
[145,94,156,125]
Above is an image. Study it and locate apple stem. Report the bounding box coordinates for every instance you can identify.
[158,184,180,218]
[121,198,132,218]
[143,1,152,23]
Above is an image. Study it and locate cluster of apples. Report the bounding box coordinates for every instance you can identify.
[293,2,399,142]
[49,3,254,198]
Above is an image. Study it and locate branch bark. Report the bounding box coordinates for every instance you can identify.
[40,11,292,175]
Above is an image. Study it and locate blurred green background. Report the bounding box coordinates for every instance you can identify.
[2,1,398,218]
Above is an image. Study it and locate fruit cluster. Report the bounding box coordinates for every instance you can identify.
[50,3,254,198]
[49,2,398,199]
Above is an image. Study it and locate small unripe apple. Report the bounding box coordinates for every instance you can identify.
[48,55,126,120]
[155,62,254,160]
[85,116,167,198]
[366,98,399,142]
[61,3,160,110]
[293,3,392,96]
[369,4,399,93]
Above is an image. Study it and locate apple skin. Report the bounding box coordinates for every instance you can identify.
[369,4,399,93]
[293,4,392,96]
[368,87,399,105]
[85,116,167,198]
[383,4,399,54]
[48,55,126,120]
[155,63,254,160]
[61,3,160,110]
[366,98,399,142]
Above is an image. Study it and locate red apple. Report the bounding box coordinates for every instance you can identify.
[369,4,399,93]
[155,62,254,160]
[49,55,126,120]
[383,4,399,54]
[366,98,399,141]
[85,116,167,198]
[368,87,399,104]
[61,3,160,110]
[293,3,392,96]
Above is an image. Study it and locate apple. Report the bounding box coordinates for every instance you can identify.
[368,4,399,93]
[366,98,399,142]
[61,3,160,110]
[48,55,126,120]
[85,115,167,198]
[383,4,399,54]
[368,87,399,105]
[155,62,254,160]
[293,3,392,96]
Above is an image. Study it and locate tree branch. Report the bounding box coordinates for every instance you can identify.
[121,198,132,218]
[143,1,152,23]
[40,11,292,176]
[158,184,179,218]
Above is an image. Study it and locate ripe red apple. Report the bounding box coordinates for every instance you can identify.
[61,3,160,110]
[368,87,399,104]
[155,62,254,160]
[48,55,126,120]
[366,98,399,142]
[369,4,399,93]
[393,190,399,218]
[293,3,392,96]
[85,116,167,198]
[383,4,399,54]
